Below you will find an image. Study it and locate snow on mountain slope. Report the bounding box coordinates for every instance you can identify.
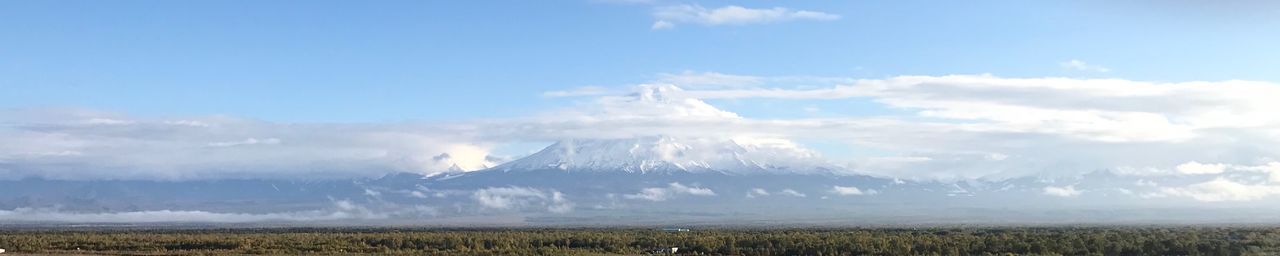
[490,136,837,175]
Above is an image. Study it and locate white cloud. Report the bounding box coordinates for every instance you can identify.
[430,144,503,171]
[1233,162,1280,183]
[164,120,211,127]
[409,190,428,198]
[611,74,1280,179]
[1115,162,1280,178]
[779,189,807,197]
[0,208,354,223]
[1111,167,1171,177]
[0,111,505,180]
[668,75,1213,143]
[543,86,611,97]
[546,191,574,213]
[1153,177,1280,202]
[985,153,1009,161]
[803,105,821,113]
[830,185,874,196]
[84,118,135,125]
[747,188,807,198]
[473,187,534,209]
[1127,163,1280,202]
[652,4,839,29]
[472,186,574,213]
[0,200,432,223]
[207,137,281,147]
[1060,59,1111,72]
[624,182,716,201]
[651,20,674,30]
[1042,185,1082,197]
[564,83,742,121]
[592,0,655,4]
[656,71,763,89]
[1176,161,1227,175]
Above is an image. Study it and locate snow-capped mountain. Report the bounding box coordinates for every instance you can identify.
[490,136,838,175]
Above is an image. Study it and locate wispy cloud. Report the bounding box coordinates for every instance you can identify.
[779,189,807,197]
[1043,185,1082,197]
[651,4,839,30]
[651,20,675,30]
[0,111,504,180]
[625,182,716,201]
[1175,161,1227,175]
[207,137,281,147]
[747,188,807,198]
[1147,178,1280,202]
[830,185,875,196]
[591,0,655,4]
[1122,162,1280,202]
[84,118,135,125]
[472,187,574,213]
[542,86,611,97]
[0,200,434,223]
[1060,59,1111,72]
[656,71,763,89]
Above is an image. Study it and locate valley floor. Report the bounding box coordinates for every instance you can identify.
[1,226,1279,255]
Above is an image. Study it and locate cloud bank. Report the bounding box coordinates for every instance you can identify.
[1043,185,1083,197]
[5,73,1280,187]
[0,200,431,223]
[1060,60,1111,72]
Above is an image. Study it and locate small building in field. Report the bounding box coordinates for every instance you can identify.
[648,247,679,254]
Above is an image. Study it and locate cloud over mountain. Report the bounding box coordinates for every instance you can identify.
[473,187,574,213]
[624,182,716,201]
[5,74,1280,187]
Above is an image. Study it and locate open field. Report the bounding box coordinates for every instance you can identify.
[2,226,1280,255]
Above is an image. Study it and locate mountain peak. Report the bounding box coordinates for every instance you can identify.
[598,84,740,120]
[490,136,836,175]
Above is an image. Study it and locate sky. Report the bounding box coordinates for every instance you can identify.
[4,0,1280,183]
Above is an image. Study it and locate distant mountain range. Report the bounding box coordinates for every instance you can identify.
[2,136,1277,225]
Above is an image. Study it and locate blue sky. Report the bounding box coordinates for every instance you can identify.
[5,0,1280,123]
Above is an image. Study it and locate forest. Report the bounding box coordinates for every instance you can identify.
[1,226,1278,255]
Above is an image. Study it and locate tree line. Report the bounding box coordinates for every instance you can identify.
[1,227,1277,255]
